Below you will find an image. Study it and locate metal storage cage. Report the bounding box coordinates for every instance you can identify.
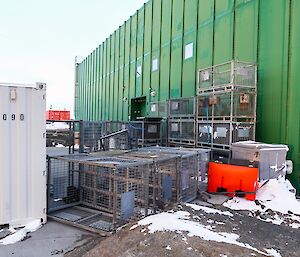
[80,121,109,152]
[169,97,196,118]
[149,101,168,118]
[47,154,153,232]
[131,118,163,147]
[137,147,211,199]
[119,152,180,207]
[168,119,196,147]
[197,90,256,121]
[0,82,47,228]
[198,61,257,93]
[197,121,255,150]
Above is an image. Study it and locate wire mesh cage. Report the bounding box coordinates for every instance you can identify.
[47,156,82,213]
[197,121,255,149]
[119,152,180,207]
[80,121,108,152]
[128,120,162,147]
[48,155,153,231]
[197,90,256,120]
[168,119,196,146]
[149,101,168,118]
[169,97,196,118]
[136,147,210,201]
[198,61,257,93]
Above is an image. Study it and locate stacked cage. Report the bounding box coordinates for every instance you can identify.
[137,147,210,201]
[128,119,162,147]
[197,61,257,150]
[80,121,110,152]
[119,152,180,208]
[47,154,152,232]
[168,97,197,147]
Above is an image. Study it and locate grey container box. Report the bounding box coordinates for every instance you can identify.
[231,141,289,180]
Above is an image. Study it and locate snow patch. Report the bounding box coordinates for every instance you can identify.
[165,245,172,250]
[136,211,276,256]
[46,122,70,130]
[186,203,233,217]
[223,177,300,228]
[265,248,282,257]
[0,220,42,245]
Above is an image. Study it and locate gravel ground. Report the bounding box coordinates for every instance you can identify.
[65,200,300,257]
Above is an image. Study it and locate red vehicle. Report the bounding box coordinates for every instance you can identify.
[46,110,71,121]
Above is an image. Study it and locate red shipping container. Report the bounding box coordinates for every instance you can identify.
[46,110,71,121]
[207,162,259,201]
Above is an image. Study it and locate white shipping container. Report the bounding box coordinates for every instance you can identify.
[0,82,47,228]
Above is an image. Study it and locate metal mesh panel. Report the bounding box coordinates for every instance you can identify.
[120,152,182,205]
[169,97,196,118]
[232,122,255,143]
[197,121,255,149]
[198,61,257,92]
[168,119,195,146]
[47,158,80,212]
[137,146,210,194]
[149,101,168,118]
[80,121,108,152]
[198,92,256,120]
[48,155,152,230]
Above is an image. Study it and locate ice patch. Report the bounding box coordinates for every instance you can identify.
[186,203,233,217]
[0,219,42,245]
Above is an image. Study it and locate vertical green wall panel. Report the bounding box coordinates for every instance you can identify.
[159,0,172,101]
[129,14,137,103]
[170,0,184,99]
[118,25,125,121]
[98,44,104,120]
[105,37,111,120]
[87,55,91,120]
[109,34,115,120]
[123,20,131,121]
[136,7,145,98]
[213,0,234,64]
[114,29,120,121]
[234,0,258,62]
[196,0,215,70]
[150,0,162,102]
[143,1,153,107]
[103,39,108,120]
[182,0,198,97]
[285,0,300,191]
[256,0,290,143]
[92,50,97,120]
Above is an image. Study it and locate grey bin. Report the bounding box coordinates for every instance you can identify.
[231,141,289,180]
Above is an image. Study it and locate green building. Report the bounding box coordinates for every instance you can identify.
[74,0,300,193]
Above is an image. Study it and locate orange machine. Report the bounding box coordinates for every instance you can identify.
[207,162,259,201]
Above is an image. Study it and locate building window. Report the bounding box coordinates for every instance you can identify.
[137,65,142,77]
[185,43,194,60]
[152,58,158,72]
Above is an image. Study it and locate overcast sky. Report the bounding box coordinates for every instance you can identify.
[0,0,148,115]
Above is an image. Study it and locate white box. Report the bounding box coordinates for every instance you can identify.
[0,82,47,228]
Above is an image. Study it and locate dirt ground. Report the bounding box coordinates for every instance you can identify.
[65,201,300,257]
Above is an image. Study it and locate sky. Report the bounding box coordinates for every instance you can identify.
[0,0,148,116]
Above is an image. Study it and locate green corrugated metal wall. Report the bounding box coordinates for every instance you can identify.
[75,0,300,193]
